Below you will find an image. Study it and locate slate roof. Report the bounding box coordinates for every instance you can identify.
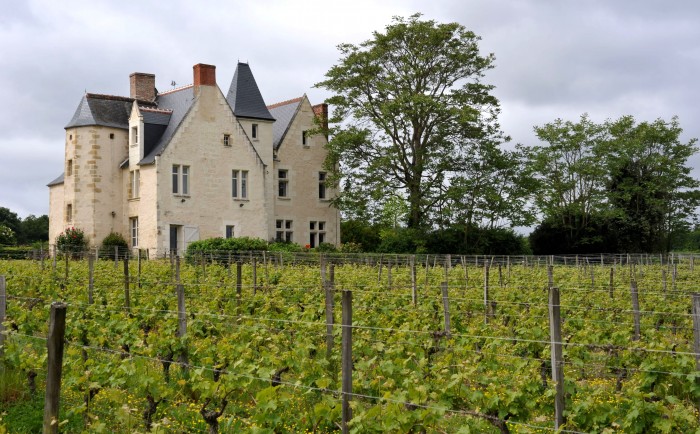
[268,97,303,150]
[139,85,195,165]
[65,94,137,129]
[226,63,275,121]
[62,64,276,166]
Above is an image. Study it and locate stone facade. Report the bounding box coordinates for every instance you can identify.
[48,62,339,255]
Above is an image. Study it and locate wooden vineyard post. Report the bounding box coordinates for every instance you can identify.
[410,255,417,306]
[52,245,57,273]
[691,294,700,421]
[662,269,668,295]
[324,278,334,360]
[236,261,243,308]
[548,285,565,430]
[43,302,67,434]
[137,249,142,289]
[461,256,469,289]
[444,255,450,285]
[175,257,188,368]
[498,264,503,287]
[330,263,335,287]
[88,254,95,305]
[692,255,695,272]
[441,282,451,337]
[547,265,554,289]
[114,246,119,269]
[424,256,430,290]
[630,279,641,341]
[672,264,678,292]
[252,257,258,294]
[0,276,5,360]
[341,290,353,434]
[484,260,490,324]
[387,260,393,289]
[609,267,614,299]
[590,266,595,290]
[123,257,131,313]
[377,255,383,284]
[64,251,69,283]
[264,251,269,289]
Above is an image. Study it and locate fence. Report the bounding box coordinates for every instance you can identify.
[2,254,700,432]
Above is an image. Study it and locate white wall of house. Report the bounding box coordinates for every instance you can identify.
[274,97,340,247]
[154,84,271,253]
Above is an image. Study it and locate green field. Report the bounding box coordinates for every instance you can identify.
[1,254,699,433]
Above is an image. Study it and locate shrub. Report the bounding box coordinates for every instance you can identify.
[268,241,303,253]
[100,232,128,258]
[339,242,363,253]
[186,236,269,260]
[315,242,337,253]
[55,227,88,256]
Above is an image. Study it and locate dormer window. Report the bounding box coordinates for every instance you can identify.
[252,124,258,139]
[131,126,138,147]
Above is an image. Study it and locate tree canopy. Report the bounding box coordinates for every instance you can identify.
[525,115,699,254]
[0,207,49,245]
[316,14,519,229]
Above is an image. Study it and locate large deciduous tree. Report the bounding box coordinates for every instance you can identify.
[316,14,507,229]
[603,116,700,252]
[524,114,608,237]
[527,114,699,253]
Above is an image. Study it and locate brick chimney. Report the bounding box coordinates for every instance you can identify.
[193,63,216,94]
[129,72,156,102]
[312,103,329,137]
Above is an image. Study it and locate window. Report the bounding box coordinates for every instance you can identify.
[131,126,138,146]
[66,204,72,223]
[232,170,249,199]
[172,164,190,195]
[109,133,115,140]
[310,220,326,248]
[129,169,140,199]
[276,219,293,242]
[225,225,234,239]
[278,170,288,198]
[252,124,258,139]
[223,134,231,147]
[318,172,327,199]
[67,159,73,176]
[302,130,308,146]
[130,217,139,247]
[182,166,189,195]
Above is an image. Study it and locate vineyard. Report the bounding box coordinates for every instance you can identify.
[2,252,700,433]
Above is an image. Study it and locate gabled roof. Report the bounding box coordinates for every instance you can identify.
[139,85,195,165]
[268,96,303,150]
[65,94,141,129]
[226,63,275,121]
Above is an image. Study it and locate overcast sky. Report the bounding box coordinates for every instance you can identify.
[2,0,699,219]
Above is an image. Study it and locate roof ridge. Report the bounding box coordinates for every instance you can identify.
[158,84,194,96]
[267,96,303,109]
[139,106,173,113]
[85,93,158,106]
[86,93,133,102]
